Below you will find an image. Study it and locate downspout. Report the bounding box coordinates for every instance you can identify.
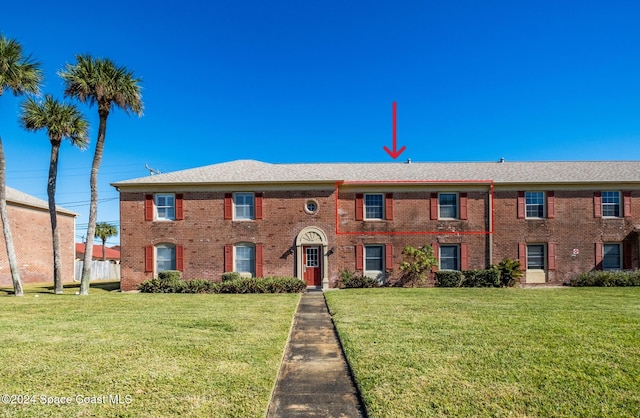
[488,182,494,266]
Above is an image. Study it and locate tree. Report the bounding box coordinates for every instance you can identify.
[20,95,88,294]
[399,244,438,287]
[59,55,143,295]
[94,222,118,261]
[0,35,42,296]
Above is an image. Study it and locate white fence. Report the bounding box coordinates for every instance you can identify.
[74,260,121,281]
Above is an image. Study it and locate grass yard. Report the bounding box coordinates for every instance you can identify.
[325,288,640,417]
[0,282,300,417]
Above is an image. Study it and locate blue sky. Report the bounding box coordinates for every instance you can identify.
[1,0,639,245]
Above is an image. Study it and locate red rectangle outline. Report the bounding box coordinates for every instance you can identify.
[335,180,495,235]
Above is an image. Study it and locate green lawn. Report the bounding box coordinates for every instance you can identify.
[0,282,300,417]
[325,288,640,417]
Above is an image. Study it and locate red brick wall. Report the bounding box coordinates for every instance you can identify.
[0,204,76,286]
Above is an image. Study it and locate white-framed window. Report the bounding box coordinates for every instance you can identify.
[155,194,175,220]
[439,244,460,270]
[603,243,622,270]
[235,243,255,277]
[439,193,458,219]
[602,191,621,217]
[364,194,384,220]
[234,193,255,220]
[525,191,545,218]
[364,245,384,279]
[527,244,545,270]
[156,244,176,272]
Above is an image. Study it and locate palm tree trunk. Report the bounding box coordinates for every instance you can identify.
[102,239,107,261]
[80,111,108,295]
[48,140,63,294]
[0,136,23,296]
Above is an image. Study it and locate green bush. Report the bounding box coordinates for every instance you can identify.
[140,276,306,294]
[338,269,380,289]
[157,270,182,281]
[462,269,500,287]
[221,272,241,281]
[570,270,640,287]
[490,258,523,287]
[435,270,463,287]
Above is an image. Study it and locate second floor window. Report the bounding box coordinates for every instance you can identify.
[602,191,620,217]
[525,192,544,218]
[155,194,175,220]
[234,193,255,220]
[365,194,383,219]
[439,193,458,219]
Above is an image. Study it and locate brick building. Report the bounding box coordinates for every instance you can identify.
[0,187,77,285]
[112,160,640,291]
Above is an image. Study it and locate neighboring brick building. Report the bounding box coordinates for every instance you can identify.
[0,187,77,285]
[112,160,640,291]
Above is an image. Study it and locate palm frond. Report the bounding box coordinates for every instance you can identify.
[0,34,43,96]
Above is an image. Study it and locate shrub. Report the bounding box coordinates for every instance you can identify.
[435,270,463,287]
[491,258,523,287]
[570,270,640,287]
[221,272,241,282]
[157,270,182,281]
[462,269,500,287]
[139,276,306,294]
[399,245,437,287]
[338,269,380,288]
[138,278,186,293]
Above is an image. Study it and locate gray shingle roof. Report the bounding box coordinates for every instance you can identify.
[112,159,640,187]
[7,186,77,216]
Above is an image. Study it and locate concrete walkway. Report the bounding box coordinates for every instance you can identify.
[266,290,366,417]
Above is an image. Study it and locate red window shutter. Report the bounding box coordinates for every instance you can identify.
[176,245,184,271]
[256,243,264,277]
[594,192,602,218]
[623,240,632,269]
[175,194,184,220]
[430,193,438,220]
[224,193,232,220]
[145,195,154,221]
[595,242,603,270]
[355,194,364,221]
[431,242,439,272]
[547,191,555,219]
[385,244,393,270]
[255,193,263,220]
[459,193,468,220]
[224,244,233,272]
[355,244,364,270]
[460,243,469,270]
[623,191,632,217]
[144,246,154,272]
[518,242,526,270]
[517,191,525,219]
[385,193,394,220]
[548,242,556,271]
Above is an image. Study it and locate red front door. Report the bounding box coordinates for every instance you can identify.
[303,246,322,286]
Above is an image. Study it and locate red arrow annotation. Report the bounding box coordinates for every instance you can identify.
[383,101,406,159]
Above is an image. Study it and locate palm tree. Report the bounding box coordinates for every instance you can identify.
[20,95,88,294]
[94,222,118,261]
[59,54,143,295]
[0,35,42,296]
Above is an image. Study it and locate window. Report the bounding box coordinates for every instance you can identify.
[602,191,620,217]
[439,244,460,270]
[527,244,545,270]
[439,193,458,219]
[156,244,175,272]
[155,194,175,220]
[603,243,622,270]
[235,244,255,276]
[525,192,545,218]
[364,194,383,219]
[234,193,254,220]
[364,245,384,278]
[305,200,318,214]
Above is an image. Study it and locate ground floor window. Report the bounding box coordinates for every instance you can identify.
[439,244,460,270]
[235,244,255,277]
[527,244,545,270]
[364,245,384,278]
[156,244,176,272]
[603,243,622,270]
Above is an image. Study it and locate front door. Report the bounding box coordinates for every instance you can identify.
[303,246,322,286]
